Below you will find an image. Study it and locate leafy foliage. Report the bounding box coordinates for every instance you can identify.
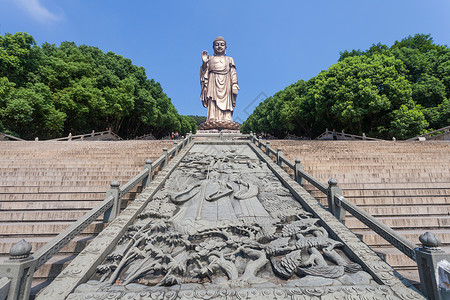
[0,32,196,139]
[243,34,449,139]
[186,115,207,126]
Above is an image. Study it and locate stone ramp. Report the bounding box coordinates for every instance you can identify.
[0,140,172,295]
[271,140,450,282]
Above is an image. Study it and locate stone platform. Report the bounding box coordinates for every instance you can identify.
[37,140,423,299]
[198,120,241,131]
[197,129,241,134]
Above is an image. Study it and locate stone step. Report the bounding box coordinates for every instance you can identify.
[0,210,102,222]
[353,229,450,247]
[309,188,450,197]
[325,182,450,189]
[32,254,76,279]
[376,246,450,268]
[312,195,450,206]
[307,169,450,175]
[0,200,102,210]
[0,235,95,257]
[311,200,450,217]
[0,192,104,201]
[352,205,450,217]
[0,221,106,236]
[0,192,137,202]
[0,186,106,193]
[311,173,450,180]
[303,175,449,184]
[345,216,450,230]
[0,170,140,175]
[315,177,450,184]
[372,246,418,268]
[0,178,137,186]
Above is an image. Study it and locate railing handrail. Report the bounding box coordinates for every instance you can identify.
[334,193,417,259]
[297,168,328,193]
[315,129,383,141]
[267,145,277,156]
[0,132,25,141]
[407,125,450,140]
[119,169,150,198]
[135,133,156,140]
[279,155,294,170]
[48,129,122,141]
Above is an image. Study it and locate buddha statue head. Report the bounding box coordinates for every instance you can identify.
[213,36,227,56]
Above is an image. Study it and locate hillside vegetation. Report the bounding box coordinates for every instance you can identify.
[0,32,196,139]
[242,34,450,139]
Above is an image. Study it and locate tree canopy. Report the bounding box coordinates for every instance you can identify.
[0,32,196,139]
[242,34,449,139]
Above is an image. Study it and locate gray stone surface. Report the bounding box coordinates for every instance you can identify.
[0,277,11,300]
[39,141,424,299]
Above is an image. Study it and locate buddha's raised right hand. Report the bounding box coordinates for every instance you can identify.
[202,50,209,63]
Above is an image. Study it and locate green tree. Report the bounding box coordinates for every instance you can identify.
[244,33,448,139]
[0,83,65,139]
[0,32,41,85]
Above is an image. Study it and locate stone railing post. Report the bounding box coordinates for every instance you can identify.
[180,136,185,149]
[0,239,36,300]
[142,159,153,187]
[162,147,169,168]
[219,132,223,140]
[327,178,345,222]
[277,148,283,167]
[265,141,271,157]
[250,131,253,143]
[103,181,120,222]
[415,232,450,300]
[68,133,72,141]
[173,141,178,156]
[294,158,305,186]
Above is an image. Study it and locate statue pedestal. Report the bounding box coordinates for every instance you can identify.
[197,129,241,134]
[198,120,241,131]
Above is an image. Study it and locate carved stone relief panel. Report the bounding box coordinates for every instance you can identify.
[67,144,412,299]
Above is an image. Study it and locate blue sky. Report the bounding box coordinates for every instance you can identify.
[1,0,449,123]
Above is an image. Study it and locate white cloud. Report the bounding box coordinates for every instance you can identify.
[15,0,62,23]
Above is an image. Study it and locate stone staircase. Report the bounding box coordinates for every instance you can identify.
[0,140,171,295]
[271,140,450,283]
[1,139,448,295]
